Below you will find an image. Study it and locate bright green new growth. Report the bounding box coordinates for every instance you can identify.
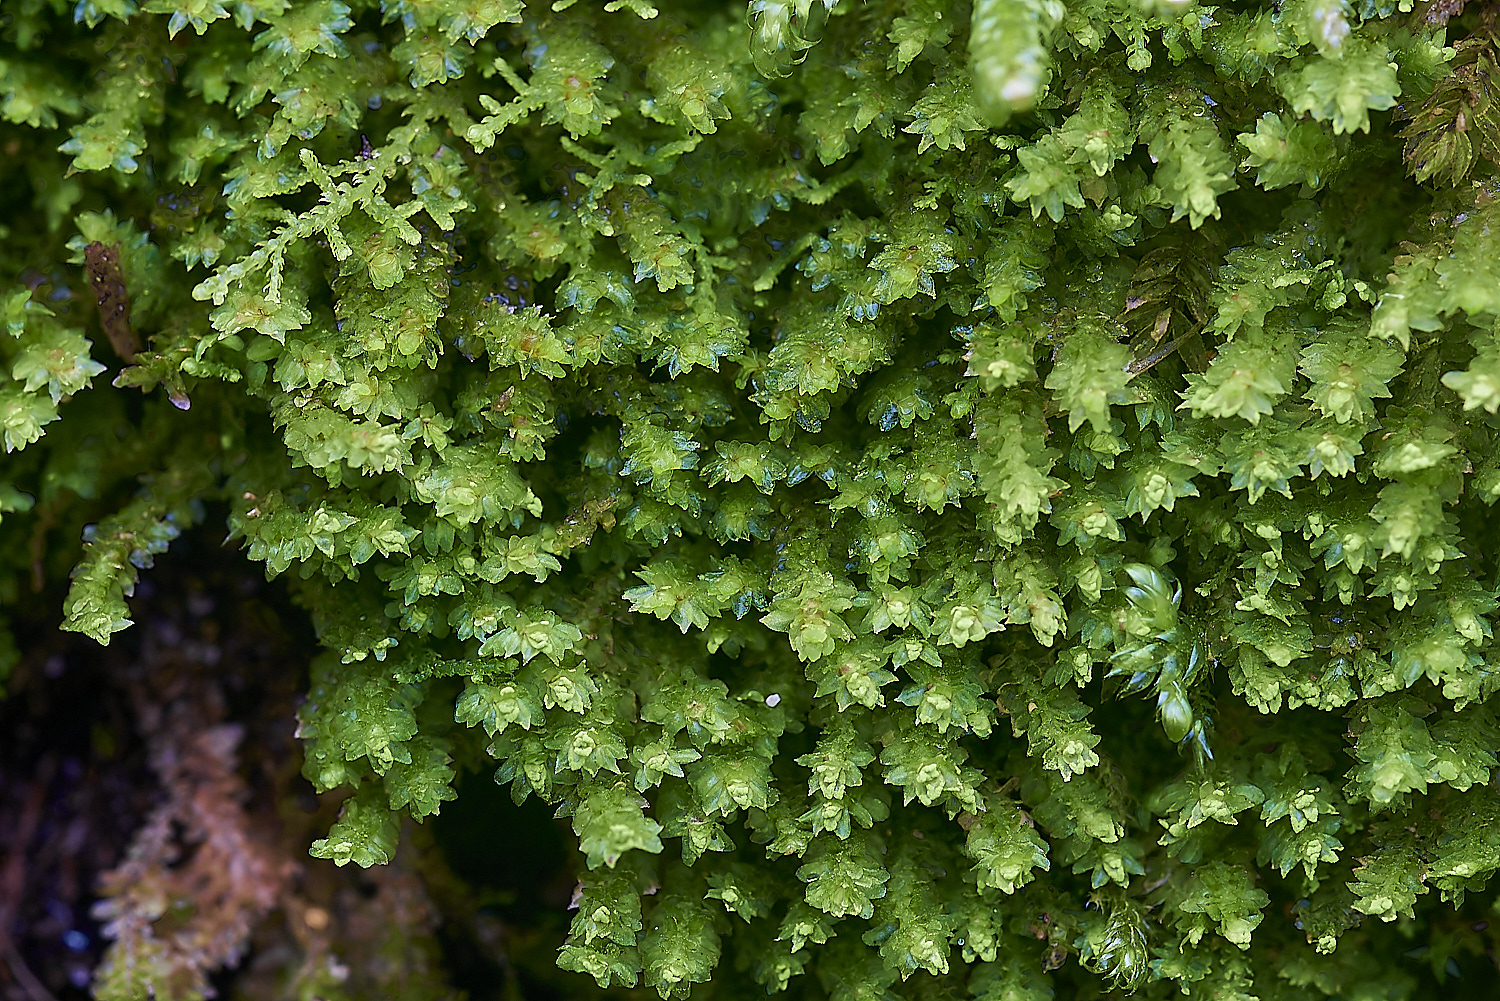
[4,0,1500,997]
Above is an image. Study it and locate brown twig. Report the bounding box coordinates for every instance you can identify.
[83,243,141,362]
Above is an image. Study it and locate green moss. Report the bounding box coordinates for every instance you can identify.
[5,0,1500,996]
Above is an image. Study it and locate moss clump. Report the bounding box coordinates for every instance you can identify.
[5,0,1500,997]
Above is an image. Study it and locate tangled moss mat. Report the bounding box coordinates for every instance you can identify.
[5,0,1500,997]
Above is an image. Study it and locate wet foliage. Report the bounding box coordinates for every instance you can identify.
[5,0,1500,998]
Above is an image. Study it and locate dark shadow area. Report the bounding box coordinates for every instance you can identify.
[0,518,317,1000]
[429,771,579,1001]
[0,522,595,1001]
[435,770,576,925]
